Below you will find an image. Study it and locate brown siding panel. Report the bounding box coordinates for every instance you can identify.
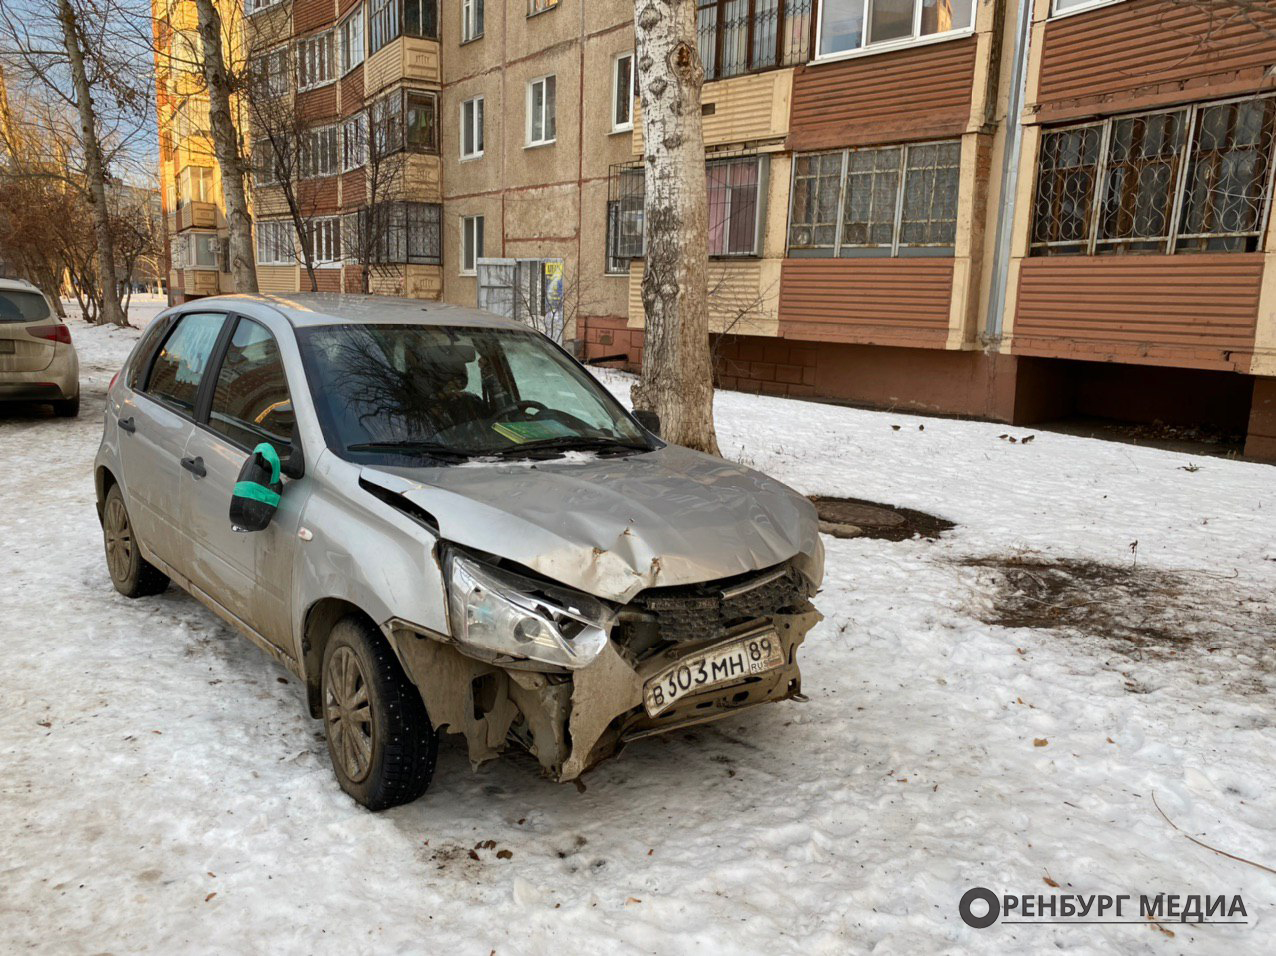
[779,258,954,348]
[1036,0,1276,121]
[1013,255,1263,371]
[293,0,334,37]
[298,176,340,214]
[341,168,365,208]
[297,85,338,122]
[787,38,977,152]
[340,65,364,111]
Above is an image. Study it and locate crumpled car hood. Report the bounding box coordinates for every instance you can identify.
[362,444,822,603]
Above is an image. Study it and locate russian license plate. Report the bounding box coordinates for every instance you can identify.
[643,630,784,716]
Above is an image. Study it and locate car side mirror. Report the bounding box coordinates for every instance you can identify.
[230,442,283,533]
[633,409,661,437]
[281,423,305,480]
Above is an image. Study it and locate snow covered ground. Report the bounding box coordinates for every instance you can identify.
[1,296,1274,954]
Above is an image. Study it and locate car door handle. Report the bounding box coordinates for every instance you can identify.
[118,416,136,434]
[181,456,206,479]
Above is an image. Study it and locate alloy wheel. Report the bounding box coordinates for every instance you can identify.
[325,646,374,783]
[104,496,132,584]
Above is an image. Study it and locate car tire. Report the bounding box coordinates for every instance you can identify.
[53,394,80,418]
[321,615,438,811]
[102,484,170,598]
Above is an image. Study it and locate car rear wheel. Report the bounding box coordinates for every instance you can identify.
[53,394,79,418]
[321,615,438,810]
[102,484,169,598]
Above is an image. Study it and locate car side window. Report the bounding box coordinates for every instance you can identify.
[144,312,227,415]
[127,317,174,391]
[207,317,295,452]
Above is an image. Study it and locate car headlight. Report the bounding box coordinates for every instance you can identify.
[445,551,613,669]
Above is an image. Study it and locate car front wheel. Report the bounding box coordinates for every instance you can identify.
[102,484,169,598]
[321,615,438,810]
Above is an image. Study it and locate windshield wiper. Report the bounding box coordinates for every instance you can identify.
[488,435,651,458]
[346,440,475,462]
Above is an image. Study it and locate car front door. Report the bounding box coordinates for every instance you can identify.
[181,314,304,650]
[119,311,229,574]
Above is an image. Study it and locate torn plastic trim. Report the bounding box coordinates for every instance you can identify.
[359,475,440,534]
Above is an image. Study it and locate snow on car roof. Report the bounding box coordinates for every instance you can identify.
[172,293,529,331]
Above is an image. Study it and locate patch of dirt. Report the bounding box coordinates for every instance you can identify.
[810,496,955,541]
[962,555,1276,692]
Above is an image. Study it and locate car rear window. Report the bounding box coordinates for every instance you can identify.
[0,291,51,323]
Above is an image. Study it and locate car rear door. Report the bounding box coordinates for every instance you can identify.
[181,314,304,650]
[0,288,56,374]
[118,311,229,574]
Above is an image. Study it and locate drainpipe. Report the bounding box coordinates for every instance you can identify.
[984,0,1036,343]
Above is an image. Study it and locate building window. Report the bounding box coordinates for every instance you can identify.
[256,220,294,265]
[405,91,438,152]
[177,166,215,206]
[368,202,442,264]
[343,114,367,170]
[1030,95,1276,256]
[461,96,484,159]
[186,232,220,269]
[612,53,634,132]
[707,157,765,256]
[339,7,365,74]
[369,0,438,54]
[306,217,342,266]
[370,90,438,155]
[1052,0,1120,16]
[697,0,814,81]
[301,125,340,178]
[252,138,278,185]
[250,47,289,98]
[461,215,484,274]
[606,156,766,267]
[528,0,558,14]
[462,0,484,41]
[296,31,335,91]
[817,0,974,59]
[527,75,556,147]
[788,140,961,256]
[244,0,283,15]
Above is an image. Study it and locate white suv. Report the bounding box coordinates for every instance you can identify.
[0,278,80,417]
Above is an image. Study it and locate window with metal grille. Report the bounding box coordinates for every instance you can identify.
[788,140,960,256]
[697,0,814,82]
[607,157,766,268]
[1031,94,1276,256]
[343,114,367,170]
[369,202,442,264]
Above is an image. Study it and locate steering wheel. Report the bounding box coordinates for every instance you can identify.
[493,399,549,420]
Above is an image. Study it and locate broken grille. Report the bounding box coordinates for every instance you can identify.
[1031,93,1276,256]
[615,563,810,662]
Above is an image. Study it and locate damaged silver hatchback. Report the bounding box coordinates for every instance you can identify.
[94,295,823,809]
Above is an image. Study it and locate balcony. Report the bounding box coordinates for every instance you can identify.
[168,201,217,233]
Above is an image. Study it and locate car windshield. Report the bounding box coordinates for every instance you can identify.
[297,323,652,462]
[0,290,51,324]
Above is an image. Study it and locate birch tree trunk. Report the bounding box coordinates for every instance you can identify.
[193,0,258,293]
[56,0,127,326]
[633,0,720,455]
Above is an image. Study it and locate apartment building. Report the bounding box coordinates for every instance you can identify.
[153,0,1276,461]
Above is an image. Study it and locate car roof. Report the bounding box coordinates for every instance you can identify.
[175,293,530,331]
[0,277,44,294]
